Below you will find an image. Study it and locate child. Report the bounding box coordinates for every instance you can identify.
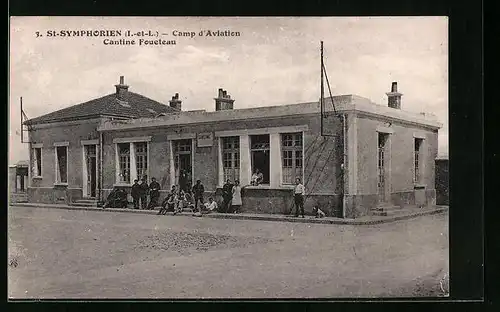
[313,205,326,218]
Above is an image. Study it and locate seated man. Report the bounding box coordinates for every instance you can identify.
[174,190,186,214]
[158,186,178,215]
[103,187,128,209]
[180,191,194,211]
[203,197,218,213]
[116,188,129,208]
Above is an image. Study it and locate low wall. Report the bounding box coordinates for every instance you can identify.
[28,187,83,205]
[345,189,438,218]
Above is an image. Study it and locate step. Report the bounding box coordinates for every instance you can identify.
[70,202,98,207]
[75,199,98,203]
[371,205,401,216]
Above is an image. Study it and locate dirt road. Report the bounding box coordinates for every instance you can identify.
[8,206,449,299]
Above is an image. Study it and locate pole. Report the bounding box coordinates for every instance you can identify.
[320,41,324,136]
[20,97,23,143]
[342,113,348,218]
[98,131,103,206]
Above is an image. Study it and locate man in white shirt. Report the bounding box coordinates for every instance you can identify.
[294,178,305,218]
[204,197,218,213]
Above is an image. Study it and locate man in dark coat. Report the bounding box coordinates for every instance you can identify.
[192,179,205,214]
[139,177,149,209]
[131,179,141,209]
[148,177,161,210]
[222,179,233,213]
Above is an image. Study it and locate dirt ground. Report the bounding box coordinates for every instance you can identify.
[8,206,449,299]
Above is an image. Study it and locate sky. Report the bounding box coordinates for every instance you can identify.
[9,16,448,165]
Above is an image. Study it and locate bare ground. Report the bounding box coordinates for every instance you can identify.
[8,206,449,299]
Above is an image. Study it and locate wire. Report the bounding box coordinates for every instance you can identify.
[303,134,321,158]
[322,63,337,115]
[305,143,336,199]
[304,136,326,170]
[304,137,329,187]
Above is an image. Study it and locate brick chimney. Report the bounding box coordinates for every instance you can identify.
[386,81,402,109]
[169,93,182,110]
[115,76,129,101]
[215,88,235,111]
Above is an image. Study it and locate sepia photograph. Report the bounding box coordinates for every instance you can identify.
[8,16,449,299]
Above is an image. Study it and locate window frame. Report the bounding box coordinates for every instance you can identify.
[117,143,131,184]
[221,136,240,183]
[414,138,424,184]
[135,142,148,181]
[54,145,69,185]
[32,147,43,178]
[280,132,303,185]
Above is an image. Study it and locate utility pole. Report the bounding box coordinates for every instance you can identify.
[20,97,23,143]
[320,41,324,136]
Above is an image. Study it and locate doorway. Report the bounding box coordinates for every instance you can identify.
[85,145,97,198]
[250,135,270,185]
[173,139,193,192]
[377,133,389,203]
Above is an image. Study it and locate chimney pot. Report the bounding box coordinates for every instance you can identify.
[115,76,129,100]
[215,88,234,111]
[386,81,402,109]
[169,93,182,111]
[391,81,397,92]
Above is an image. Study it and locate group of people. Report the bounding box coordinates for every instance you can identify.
[102,172,325,218]
[103,176,160,209]
[158,180,208,216]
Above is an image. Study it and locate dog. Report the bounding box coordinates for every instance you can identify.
[313,206,326,218]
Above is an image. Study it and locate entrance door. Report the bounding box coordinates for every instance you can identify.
[377,133,388,203]
[85,145,97,198]
[173,139,193,192]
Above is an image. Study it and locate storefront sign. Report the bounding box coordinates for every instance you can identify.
[197,132,213,147]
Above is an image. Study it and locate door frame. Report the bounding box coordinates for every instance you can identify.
[82,143,98,198]
[376,130,392,204]
[170,138,195,188]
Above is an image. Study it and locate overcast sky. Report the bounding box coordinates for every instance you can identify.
[9,16,448,165]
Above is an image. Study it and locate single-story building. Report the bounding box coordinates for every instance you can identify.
[25,76,442,218]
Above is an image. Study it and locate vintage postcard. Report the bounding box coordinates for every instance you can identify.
[8,16,449,299]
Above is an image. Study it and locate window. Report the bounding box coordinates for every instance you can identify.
[378,133,389,195]
[251,135,270,184]
[414,138,423,183]
[55,146,68,183]
[281,133,303,184]
[32,147,42,177]
[222,136,240,182]
[135,142,148,180]
[118,143,130,183]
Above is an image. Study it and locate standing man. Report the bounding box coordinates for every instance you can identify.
[131,179,141,209]
[148,177,161,210]
[139,176,149,210]
[192,179,205,215]
[179,169,187,193]
[294,178,305,218]
[222,179,233,213]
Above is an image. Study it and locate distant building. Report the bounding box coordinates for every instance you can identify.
[24,77,441,218]
[9,160,29,203]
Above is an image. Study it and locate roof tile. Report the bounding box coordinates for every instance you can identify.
[25,91,178,125]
